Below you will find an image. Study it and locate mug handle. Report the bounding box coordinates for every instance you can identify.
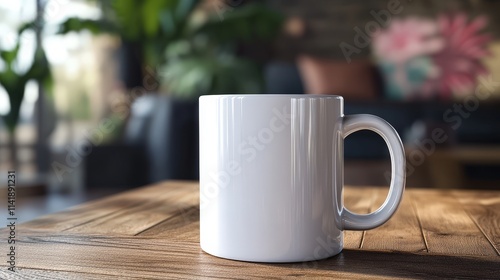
[341,114,406,230]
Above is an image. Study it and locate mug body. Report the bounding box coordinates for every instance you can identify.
[199,94,344,262]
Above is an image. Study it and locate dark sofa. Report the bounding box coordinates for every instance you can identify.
[84,62,500,189]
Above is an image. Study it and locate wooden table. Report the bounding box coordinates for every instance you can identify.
[1,181,499,279]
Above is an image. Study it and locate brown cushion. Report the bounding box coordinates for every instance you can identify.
[298,55,380,100]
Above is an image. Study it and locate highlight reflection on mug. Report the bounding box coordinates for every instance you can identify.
[200,105,292,209]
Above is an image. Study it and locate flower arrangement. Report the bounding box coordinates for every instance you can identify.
[372,14,492,100]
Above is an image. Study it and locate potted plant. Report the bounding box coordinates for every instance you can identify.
[58,0,200,89]
[160,2,283,97]
[56,1,284,183]
[143,2,284,181]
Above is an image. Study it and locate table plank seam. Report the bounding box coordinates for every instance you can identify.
[11,266,146,280]
[133,205,199,237]
[466,213,500,256]
[358,230,366,249]
[59,199,148,233]
[58,185,198,235]
[409,193,430,253]
[453,194,500,257]
[359,188,377,250]
[10,265,214,280]
[412,189,498,256]
[18,233,201,252]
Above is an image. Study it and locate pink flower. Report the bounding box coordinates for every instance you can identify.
[372,18,445,63]
[429,14,492,98]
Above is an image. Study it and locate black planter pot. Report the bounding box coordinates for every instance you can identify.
[85,95,199,189]
[124,95,199,182]
[117,41,144,89]
[146,96,199,182]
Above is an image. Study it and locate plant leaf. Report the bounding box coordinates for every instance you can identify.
[0,44,20,67]
[192,3,284,44]
[57,18,118,35]
[112,0,142,40]
[142,0,177,38]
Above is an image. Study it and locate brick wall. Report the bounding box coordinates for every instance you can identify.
[270,0,500,60]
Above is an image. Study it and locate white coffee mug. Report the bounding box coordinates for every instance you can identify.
[199,94,405,263]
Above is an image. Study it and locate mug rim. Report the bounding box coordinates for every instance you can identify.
[199,94,343,100]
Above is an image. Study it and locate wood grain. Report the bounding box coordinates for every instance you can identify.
[20,181,198,233]
[411,189,498,256]
[453,190,500,256]
[1,181,499,279]
[0,268,145,280]
[362,188,427,253]
[3,231,498,280]
[138,205,200,242]
[65,184,198,235]
[343,187,373,250]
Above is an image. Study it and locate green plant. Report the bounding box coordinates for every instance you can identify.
[0,31,51,133]
[0,23,52,168]
[161,3,284,98]
[58,0,200,67]
[58,1,283,98]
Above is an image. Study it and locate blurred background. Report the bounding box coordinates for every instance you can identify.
[1,0,500,222]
